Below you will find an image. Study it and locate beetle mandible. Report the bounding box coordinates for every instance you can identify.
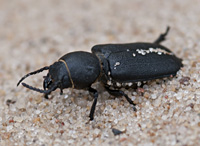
[17,27,183,120]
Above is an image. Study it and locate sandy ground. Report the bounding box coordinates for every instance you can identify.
[0,0,200,145]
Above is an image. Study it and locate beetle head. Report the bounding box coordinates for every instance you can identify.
[46,61,72,90]
[17,61,73,95]
[17,66,59,94]
[43,73,52,90]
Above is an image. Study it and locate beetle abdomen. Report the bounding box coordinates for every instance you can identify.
[92,43,182,83]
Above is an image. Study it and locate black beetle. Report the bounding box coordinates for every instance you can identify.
[17,27,183,120]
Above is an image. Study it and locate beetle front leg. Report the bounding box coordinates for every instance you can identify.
[88,87,98,121]
[105,87,136,111]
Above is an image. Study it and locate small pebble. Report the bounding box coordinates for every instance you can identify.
[112,128,124,136]
[6,99,16,106]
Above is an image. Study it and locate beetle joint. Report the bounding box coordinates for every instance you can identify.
[59,59,75,88]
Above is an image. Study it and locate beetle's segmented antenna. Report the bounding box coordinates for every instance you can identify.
[21,82,58,94]
[17,66,49,86]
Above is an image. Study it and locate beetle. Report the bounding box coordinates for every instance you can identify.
[17,27,183,120]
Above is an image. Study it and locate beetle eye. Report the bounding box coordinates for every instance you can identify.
[43,76,53,90]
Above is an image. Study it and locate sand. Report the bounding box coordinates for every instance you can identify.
[0,0,200,145]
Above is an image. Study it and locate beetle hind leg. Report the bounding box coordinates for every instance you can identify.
[153,26,170,44]
[105,87,136,111]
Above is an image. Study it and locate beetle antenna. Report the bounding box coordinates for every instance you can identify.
[17,66,49,86]
[21,82,58,94]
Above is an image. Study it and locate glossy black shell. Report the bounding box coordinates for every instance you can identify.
[92,42,183,84]
[59,51,101,89]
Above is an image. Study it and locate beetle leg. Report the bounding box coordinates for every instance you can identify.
[153,26,170,44]
[88,87,98,121]
[60,89,63,95]
[105,87,136,111]
[44,94,49,99]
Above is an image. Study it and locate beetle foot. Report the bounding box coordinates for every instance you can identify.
[89,116,94,121]
[60,89,63,95]
[133,106,137,112]
[44,94,49,99]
